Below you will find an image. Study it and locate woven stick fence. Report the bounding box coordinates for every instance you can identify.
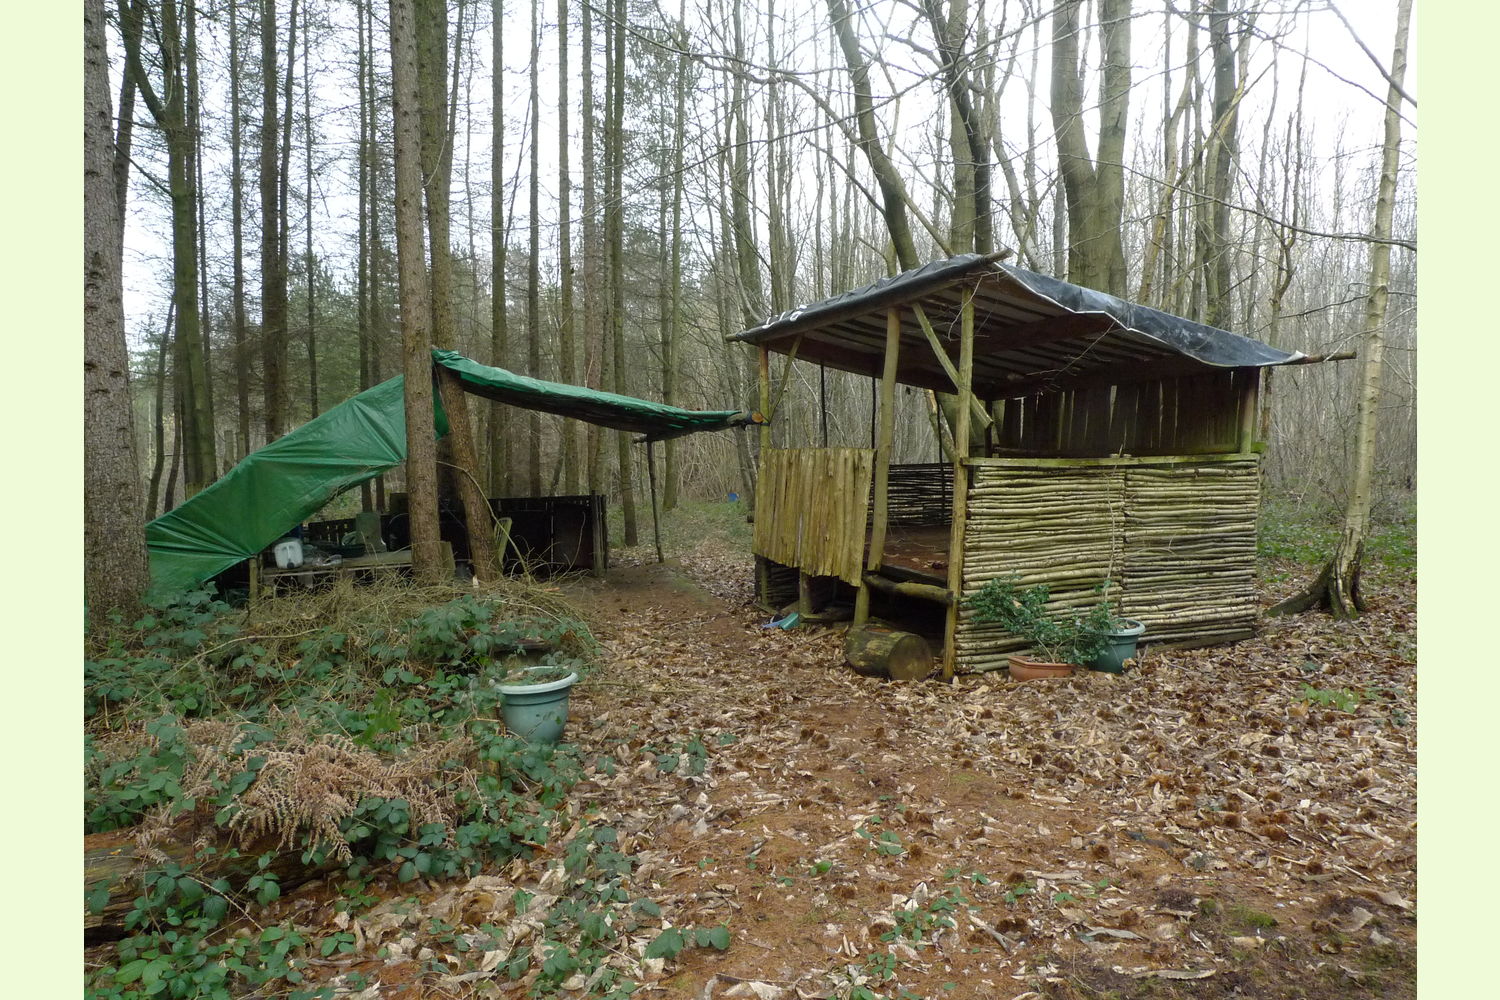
[867,463,952,526]
[753,448,875,586]
[955,457,1260,672]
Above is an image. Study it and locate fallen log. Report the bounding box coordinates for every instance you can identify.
[845,623,934,681]
[85,813,336,940]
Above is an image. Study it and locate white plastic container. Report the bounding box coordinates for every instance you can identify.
[272,538,304,569]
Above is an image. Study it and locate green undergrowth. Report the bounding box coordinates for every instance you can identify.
[84,579,707,1000]
[608,497,751,558]
[1257,495,1415,574]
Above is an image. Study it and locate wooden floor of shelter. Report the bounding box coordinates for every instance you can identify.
[871,524,951,584]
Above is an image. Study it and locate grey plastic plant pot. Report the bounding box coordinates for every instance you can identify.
[1090,619,1146,673]
[495,667,579,744]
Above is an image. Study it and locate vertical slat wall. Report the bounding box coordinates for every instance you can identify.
[753,448,874,586]
[992,369,1253,458]
[954,455,1260,672]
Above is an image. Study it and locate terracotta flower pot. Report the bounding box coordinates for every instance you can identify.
[1007,655,1075,681]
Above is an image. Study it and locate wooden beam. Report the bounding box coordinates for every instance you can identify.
[972,311,1117,355]
[911,303,992,428]
[862,572,954,606]
[768,334,804,421]
[964,452,1258,469]
[980,355,1234,400]
[855,306,904,625]
[942,294,975,680]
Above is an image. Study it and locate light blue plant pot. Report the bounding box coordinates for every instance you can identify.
[496,667,579,744]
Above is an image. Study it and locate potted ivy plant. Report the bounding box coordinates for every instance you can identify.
[967,578,1115,680]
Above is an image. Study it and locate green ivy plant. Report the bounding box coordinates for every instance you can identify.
[966,577,1115,665]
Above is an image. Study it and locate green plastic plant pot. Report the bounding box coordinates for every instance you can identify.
[1090,619,1145,673]
[495,667,579,744]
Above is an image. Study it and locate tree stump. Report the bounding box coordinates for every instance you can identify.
[845,623,934,681]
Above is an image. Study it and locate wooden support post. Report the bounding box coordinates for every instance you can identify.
[855,306,904,626]
[591,493,607,577]
[757,345,772,457]
[798,571,814,616]
[646,440,664,564]
[819,363,829,447]
[247,555,260,607]
[1237,368,1260,454]
[942,293,976,680]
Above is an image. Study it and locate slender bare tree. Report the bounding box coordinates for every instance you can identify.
[1270,0,1412,619]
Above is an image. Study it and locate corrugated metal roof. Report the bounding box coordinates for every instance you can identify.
[730,254,1303,398]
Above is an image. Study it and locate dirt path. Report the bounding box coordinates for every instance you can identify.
[552,556,1416,999]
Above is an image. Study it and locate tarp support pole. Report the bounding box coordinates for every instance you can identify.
[647,440,664,564]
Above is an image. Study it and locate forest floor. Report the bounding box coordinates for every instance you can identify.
[85,501,1416,1000]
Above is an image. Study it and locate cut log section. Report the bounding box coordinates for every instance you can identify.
[845,623,934,681]
[85,815,335,939]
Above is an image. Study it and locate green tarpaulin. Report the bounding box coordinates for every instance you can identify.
[146,353,749,596]
[432,350,744,440]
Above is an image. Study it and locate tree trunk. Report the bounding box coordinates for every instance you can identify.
[145,305,175,521]
[526,0,543,496]
[114,0,143,241]
[187,0,215,441]
[581,0,603,499]
[261,0,288,441]
[825,0,919,270]
[304,5,319,417]
[557,0,579,494]
[85,0,150,618]
[122,0,215,496]
[389,0,444,582]
[417,0,498,581]
[230,0,251,459]
[368,1,389,514]
[358,0,372,510]
[1204,0,1240,329]
[1269,0,1411,619]
[663,0,687,511]
[608,0,637,545]
[489,0,511,496]
[1050,0,1131,296]
[924,0,992,255]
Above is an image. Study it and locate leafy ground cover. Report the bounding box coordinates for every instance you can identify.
[84,498,1415,999]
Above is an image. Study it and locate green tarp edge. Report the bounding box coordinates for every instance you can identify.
[145,353,747,596]
[145,375,426,597]
[432,350,744,441]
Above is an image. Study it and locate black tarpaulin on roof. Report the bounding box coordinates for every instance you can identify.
[732,253,1303,371]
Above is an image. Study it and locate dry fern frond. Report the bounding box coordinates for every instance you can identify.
[225,731,474,863]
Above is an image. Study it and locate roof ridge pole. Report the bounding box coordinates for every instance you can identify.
[854,306,904,626]
[942,290,976,681]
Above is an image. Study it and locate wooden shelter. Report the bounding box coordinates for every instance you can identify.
[732,253,1312,677]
